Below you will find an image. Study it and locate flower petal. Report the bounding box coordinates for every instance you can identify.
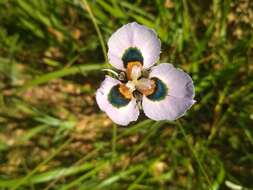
[108,22,161,70]
[142,95,195,121]
[131,22,161,69]
[96,76,139,125]
[149,63,195,99]
[108,23,133,70]
[142,63,195,121]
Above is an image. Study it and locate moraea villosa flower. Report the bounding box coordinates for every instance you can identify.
[96,22,196,126]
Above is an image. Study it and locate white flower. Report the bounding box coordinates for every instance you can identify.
[96,22,195,126]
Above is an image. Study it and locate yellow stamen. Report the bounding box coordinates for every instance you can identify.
[138,79,156,96]
[126,61,142,80]
[119,84,133,99]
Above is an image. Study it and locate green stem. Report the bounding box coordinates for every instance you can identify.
[177,120,212,189]
[81,0,108,63]
[112,123,117,160]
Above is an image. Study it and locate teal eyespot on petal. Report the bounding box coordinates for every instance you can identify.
[122,47,143,67]
[108,84,131,108]
[147,77,168,101]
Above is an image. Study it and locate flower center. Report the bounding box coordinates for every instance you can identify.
[119,63,156,99]
[126,61,142,80]
[118,47,157,100]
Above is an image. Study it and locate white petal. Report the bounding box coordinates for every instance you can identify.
[107,22,161,70]
[142,95,195,121]
[108,23,133,70]
[96,76,139,126]
[131,22,161,69]
[142,63,195,121]
[149,63,195,99]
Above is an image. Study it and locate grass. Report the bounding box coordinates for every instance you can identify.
[0,0,253,189]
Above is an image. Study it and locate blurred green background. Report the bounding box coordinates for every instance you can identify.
[0,0,253,189]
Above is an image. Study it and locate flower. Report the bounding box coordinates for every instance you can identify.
[96,22,195,126]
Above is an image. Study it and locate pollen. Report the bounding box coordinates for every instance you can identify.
[126,61,142,80]
[138,79,156,96]
[119,84,133,99]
